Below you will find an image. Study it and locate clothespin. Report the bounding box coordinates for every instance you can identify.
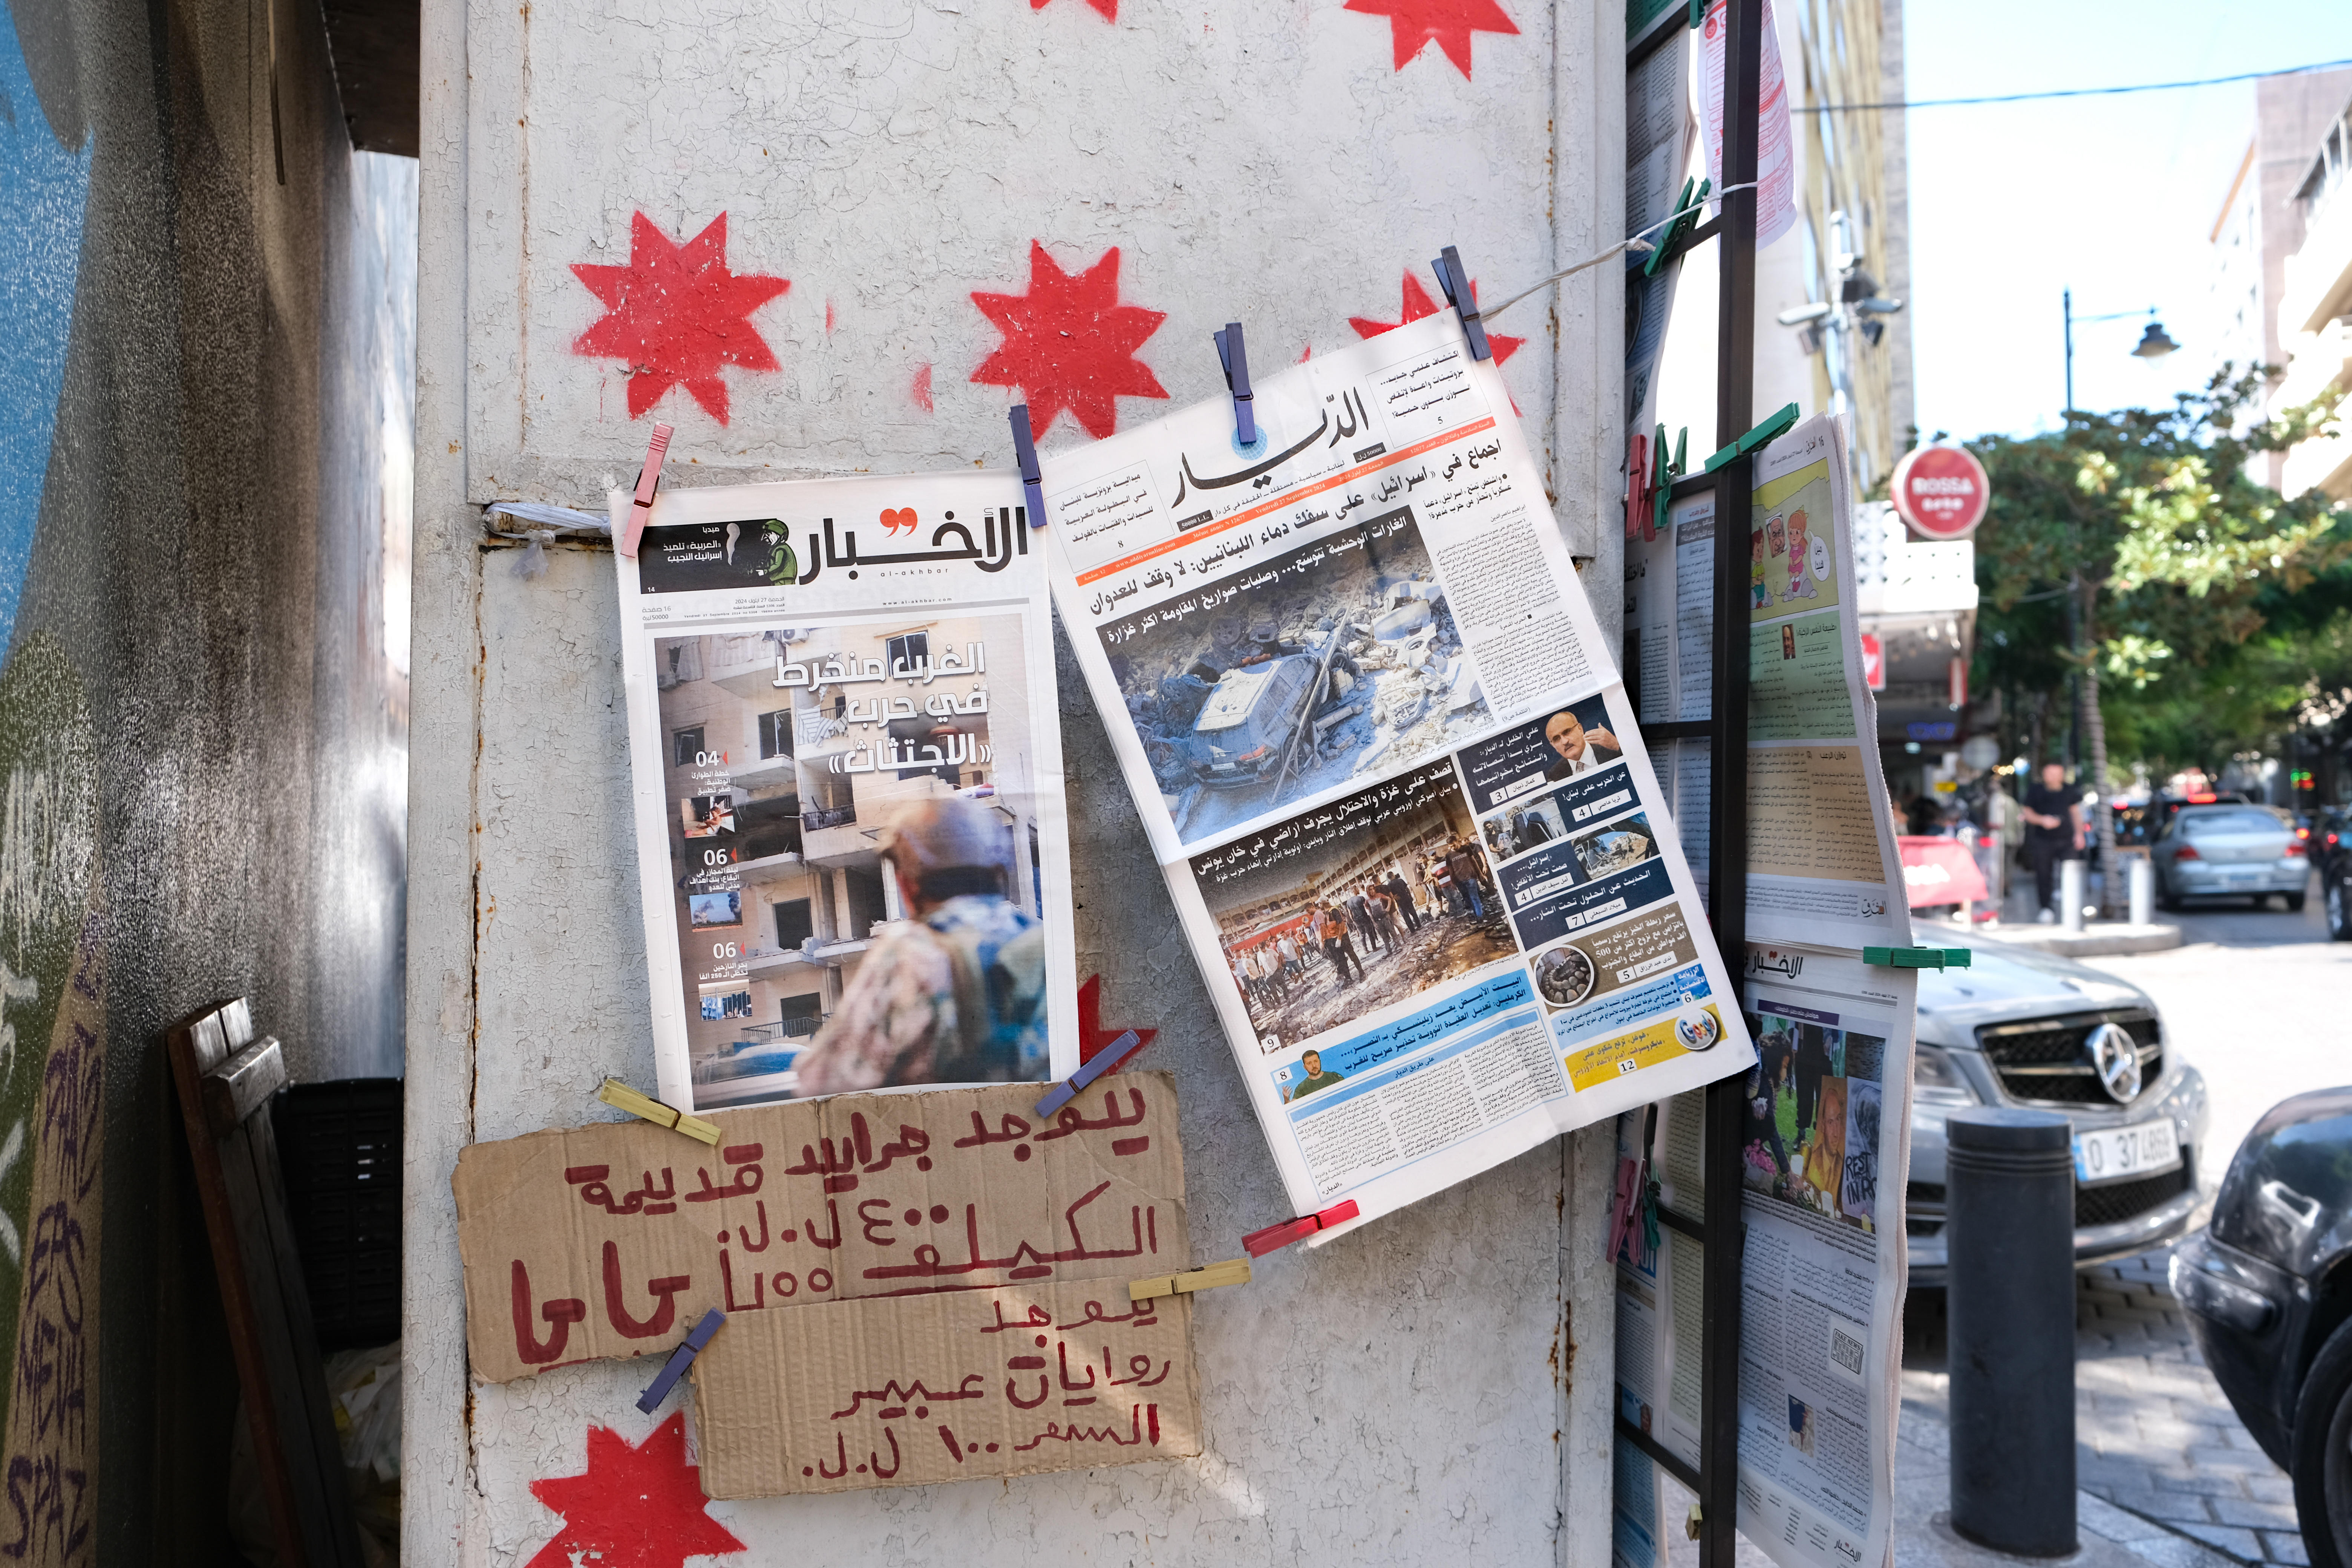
[1645,178,1709,278]
[1606,1155,1642,1263]
[635,1308,725,1413]
[598,1077,722,1145]
[1686,1503,1705,1540]
[1702,401,1801,471]
[1861,946,1974,971]
[1212,323,1257,447]
[1429,245,1492,362]
[1688,0,1709,28]
[1009,404,1047,530]
[1650,423,1676,541]
[1129,1258,1251,1303]
[1240,1198,1361,1257]
[617,422,675,559]
[1642,1177,1662,1256]
[1034,1029,1148,1119]
[1624,431,1650,542]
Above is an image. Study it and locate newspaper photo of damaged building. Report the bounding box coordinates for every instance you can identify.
[652,613,1046,1106]
[1101,505,1493,845]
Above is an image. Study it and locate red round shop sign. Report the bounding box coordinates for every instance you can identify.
[1891,445,1991,540]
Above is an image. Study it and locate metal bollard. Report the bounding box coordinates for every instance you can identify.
[2128,856,2153,927]
[2060,859,2086,933]
[1946,1109,2078,1557]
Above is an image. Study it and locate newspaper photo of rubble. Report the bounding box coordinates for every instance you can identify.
[1099,505,1494,849]
[1188,759,1518,1052]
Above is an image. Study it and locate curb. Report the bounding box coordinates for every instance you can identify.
[1965,924,2185,959]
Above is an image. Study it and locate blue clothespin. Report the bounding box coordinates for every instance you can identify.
[1430,246,1492,362]
[1035,1029,1147,1119]
[1212,323,1257,446]
[635,1308,725,1413]
[1009,404,1047,529]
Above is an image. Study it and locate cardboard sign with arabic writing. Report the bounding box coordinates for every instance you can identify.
[453,1074,1197,1491]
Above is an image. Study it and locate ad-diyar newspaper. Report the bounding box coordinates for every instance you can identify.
[1037,306,1755,1228]
[612,472,1080,1113]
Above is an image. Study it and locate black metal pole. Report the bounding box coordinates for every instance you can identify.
[1946,1109,2079,1556]
[2063,288,2074,415]
[1698,2,1761,1566]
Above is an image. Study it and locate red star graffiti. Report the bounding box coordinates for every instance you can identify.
[1075,973,1158,1070]
[1343,0,1519,77]
[525,1414,744,1568]
[571,212,790,425]
[1348,270,1525,367]
[1034,0,1117,17]
[971,242,1169,440]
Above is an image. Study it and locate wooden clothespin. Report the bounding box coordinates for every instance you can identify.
[1702,401,1801,472]
[1686,1503,1704,1540]
[617,422,675,559]
[1213,323,1258,446]
[1009,404,1047,529]
[1129,1258,1251,1303]
[599,1077,721,1145]
[1034,1029,1148,1119]
[1241,1198,1361,1257]
[1607,1155,1643,1264]
[1625,431,1651,542]
[1430,245,1492,362]
[635,1308,725,1413]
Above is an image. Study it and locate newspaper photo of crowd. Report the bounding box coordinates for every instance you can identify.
[1740,1010,1885,1233]
[1194,765,1518,1049]
[1100,506,1494,846]
[1483,792,1569,861]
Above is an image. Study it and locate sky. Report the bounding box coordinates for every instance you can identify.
[1902,0,2352,443]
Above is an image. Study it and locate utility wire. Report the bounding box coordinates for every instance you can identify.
[1811,56,2352,112]
[1482,182,1761,321]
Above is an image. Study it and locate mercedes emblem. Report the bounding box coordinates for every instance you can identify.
[2086,1023,2143,1104]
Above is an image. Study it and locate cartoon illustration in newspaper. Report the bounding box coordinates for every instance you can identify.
[1040,308,1755,1226]
[614,473,1080,1112]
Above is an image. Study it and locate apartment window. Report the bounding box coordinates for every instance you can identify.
[672,725,705,766]
[773,898,813,951]
[758,708,795,760]
[778,992,824,1039]
[885,632,930,675]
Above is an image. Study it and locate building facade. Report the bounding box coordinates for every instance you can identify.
[2278,82,2352,502]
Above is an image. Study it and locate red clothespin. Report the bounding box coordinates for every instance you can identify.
[1606,1155,1643,1265]
[617,421,675,559]
[1242,1199,1361,1257]
[1625,431,1651,541]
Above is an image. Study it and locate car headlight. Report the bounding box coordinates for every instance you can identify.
[1913,1044,1978,1106]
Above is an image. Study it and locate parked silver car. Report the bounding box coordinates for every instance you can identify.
[2154,803,2311,912]
[1906,940,2208,1286]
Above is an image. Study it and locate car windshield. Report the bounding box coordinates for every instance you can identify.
[2178,811,2285,838]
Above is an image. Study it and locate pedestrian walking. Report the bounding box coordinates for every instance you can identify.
[1347,888,1383,954]
[1278,930,1303,980]
[1364,882,1400,948]
[1317,905,1364,986]
[1383,870,1421,933]
[1447,841,1489,920]
[1430,855,1459,915]
[2021,760,2086,923]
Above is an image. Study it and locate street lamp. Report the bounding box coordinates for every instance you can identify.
[2062,289,2178,412]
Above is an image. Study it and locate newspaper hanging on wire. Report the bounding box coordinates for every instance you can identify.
[1616,413,1917,1568]
[1036,306,1754,1228]
[612,472,1081,1113]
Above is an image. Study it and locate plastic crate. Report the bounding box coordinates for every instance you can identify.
[271,1079,402,1349]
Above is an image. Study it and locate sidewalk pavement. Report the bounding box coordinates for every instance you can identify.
[1661,1247,2305,1568]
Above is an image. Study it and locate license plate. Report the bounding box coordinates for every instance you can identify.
[2073,1120,2182,1186]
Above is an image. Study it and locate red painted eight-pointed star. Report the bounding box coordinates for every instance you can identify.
[571,212,790,425]
[525,1413,743,1568]
[1343,0,1519,78]
[1348,269,1525,368]
[1034,0,1117,17]
[971,242,1169,440]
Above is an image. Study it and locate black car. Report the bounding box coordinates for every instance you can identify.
[2173,1087,2352,1568]
[2317,808,2352,941]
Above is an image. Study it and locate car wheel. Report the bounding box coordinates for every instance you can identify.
[2156,876,2180,913]
[2330,879,2352,942]
[2286,891,2307,913]
[2294,1314,2352,1568]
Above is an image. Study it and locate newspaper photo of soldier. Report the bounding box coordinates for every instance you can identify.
[1568,812,1660,881]
[1190,759,1516,1048]
[1098,505,1494,847]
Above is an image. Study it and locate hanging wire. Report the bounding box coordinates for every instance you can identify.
[1482,181,1762,322]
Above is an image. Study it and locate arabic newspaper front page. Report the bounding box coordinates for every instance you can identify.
[612,472,1080,1113]
[1038,308,1755,1229]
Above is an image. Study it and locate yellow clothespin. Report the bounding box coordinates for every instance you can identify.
[1129,1258,1252,1303]
[1686,1503,1704,1540]
[599,1077,721,1146]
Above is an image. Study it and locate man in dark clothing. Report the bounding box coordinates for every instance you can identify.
[1793,1025,1834,1139]
[1346,890,1383,954]
[1447,842,1489,919]
[2021,761,2086,923]
[1317,906,1364,986]
[1383,872,1421,933]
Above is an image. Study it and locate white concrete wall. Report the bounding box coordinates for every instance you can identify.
[407,1,1626,1560]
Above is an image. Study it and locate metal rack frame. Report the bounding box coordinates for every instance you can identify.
[1613,4,1763,1566]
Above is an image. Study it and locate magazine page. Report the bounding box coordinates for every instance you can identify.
[612,472,1079,1112]
[1038,308,1755,1226]
[1735,943,1916,1568]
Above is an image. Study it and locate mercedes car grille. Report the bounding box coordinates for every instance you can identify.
[1974,1011,2162,1107]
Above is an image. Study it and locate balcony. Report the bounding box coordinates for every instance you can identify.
[2282,184,2352,336]
[741,936,870,976]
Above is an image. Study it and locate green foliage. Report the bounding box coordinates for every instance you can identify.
[1968,368,2350,779]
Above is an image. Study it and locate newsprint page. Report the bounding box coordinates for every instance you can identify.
[1616,415,1917,1568]
[613,472,1081,1113]
[1038,308,1755,1228]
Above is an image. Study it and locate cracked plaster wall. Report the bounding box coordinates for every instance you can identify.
[408,0,1626,1560]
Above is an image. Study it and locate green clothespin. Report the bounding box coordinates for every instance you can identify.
[1642,1178,1662,1255]
[1688,0,1709,27]
[1703,401,1801,472]
[1650,423,1673,537]
[1645,178,1695,279]
[1673,427,1688,474]
[1862,946,1975,971]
